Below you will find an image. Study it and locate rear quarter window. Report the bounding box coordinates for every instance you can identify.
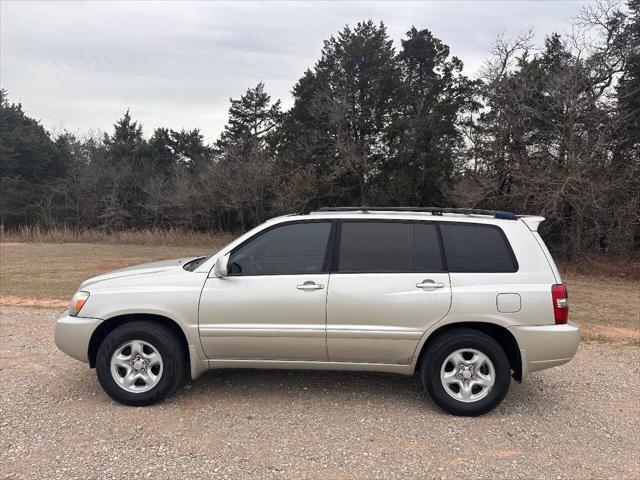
[440,223,517,273]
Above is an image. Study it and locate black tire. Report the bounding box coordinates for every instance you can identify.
[95,321,186,406]
[420,328,511,416]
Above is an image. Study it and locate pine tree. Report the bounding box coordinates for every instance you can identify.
[275,21,400,207]
[171,128,211,171]
[147,127,178,175]
[617,0,640,158]
[103,109,145,166]
[0,89,65,227]
[275,22,471,209]
[216,82,282,152]
[384,27,476,206]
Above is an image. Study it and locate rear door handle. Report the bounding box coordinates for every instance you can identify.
[416,279,445,289]
[297,281,324,291]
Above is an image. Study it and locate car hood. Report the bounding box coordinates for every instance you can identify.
[79,257,202,289]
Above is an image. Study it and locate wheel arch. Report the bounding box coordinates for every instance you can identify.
[88,313,190,369]
[414,322,523,382]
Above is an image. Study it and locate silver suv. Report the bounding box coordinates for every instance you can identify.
[55,207,579,416]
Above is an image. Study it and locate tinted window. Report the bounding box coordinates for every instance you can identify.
[338,222,443,273]
[229,222,331,275]
[414,224,444,271]
[440,223,517,273]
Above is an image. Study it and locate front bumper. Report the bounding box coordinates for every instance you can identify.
[509,321,580,379]
[54,311,102,363]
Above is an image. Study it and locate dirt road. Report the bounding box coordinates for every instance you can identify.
[1,306,639,479]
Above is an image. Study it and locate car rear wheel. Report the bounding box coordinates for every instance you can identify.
[420,328,511,416]
[95,321,186,406]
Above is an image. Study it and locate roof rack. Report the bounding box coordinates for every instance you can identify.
[311,206,518,220]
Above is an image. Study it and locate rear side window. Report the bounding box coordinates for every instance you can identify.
[440,223,517,273]
[229,222,331,275]
[338,222,443,273]
[414,224,444,271]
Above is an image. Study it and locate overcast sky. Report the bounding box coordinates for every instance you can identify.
[1,0,593,142]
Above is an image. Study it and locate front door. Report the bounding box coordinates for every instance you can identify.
[327,220,452,364]
[198,221,333,361]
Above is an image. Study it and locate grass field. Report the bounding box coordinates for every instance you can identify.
[1,241,638,344]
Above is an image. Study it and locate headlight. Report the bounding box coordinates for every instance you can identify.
[69,291,90,316]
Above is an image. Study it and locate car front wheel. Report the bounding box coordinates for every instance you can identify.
[95,321,186,406]
[420,328,511,416]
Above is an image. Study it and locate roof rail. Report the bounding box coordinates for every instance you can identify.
[311,206,518,220]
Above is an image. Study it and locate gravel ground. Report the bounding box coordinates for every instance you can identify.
[1,306,639,480]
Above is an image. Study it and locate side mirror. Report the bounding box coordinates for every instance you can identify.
[213,253,230,278]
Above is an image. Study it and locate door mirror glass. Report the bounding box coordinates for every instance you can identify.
[213,253,230,277]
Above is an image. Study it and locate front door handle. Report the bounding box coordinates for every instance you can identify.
[416,279,445,290]
[297,281,324,291]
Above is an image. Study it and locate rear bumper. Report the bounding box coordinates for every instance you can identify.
[54,311,102,363]
[509,321,580,379]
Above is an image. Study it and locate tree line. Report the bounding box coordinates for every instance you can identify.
[1,1,638,258]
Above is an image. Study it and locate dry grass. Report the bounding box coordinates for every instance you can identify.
[0,242,225,302]
[558,256,640,281]
[565,273,639,344]
[0,225,234,248]
[1,240,638,344]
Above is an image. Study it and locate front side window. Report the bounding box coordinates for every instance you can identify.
[337,221,444,273]
[440,223,517,273]
[228,222,331,276]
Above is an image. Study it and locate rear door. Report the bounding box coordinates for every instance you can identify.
[326,220,452,364]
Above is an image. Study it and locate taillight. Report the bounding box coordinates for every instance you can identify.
[551,284,569,324]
